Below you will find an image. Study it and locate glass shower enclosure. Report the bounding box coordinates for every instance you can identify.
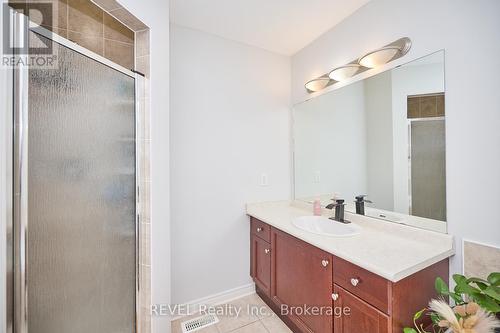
[7,11,139,333]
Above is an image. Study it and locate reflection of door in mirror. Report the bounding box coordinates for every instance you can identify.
[408,94,446,221]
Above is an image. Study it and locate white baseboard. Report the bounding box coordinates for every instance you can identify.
[170,283,256,322]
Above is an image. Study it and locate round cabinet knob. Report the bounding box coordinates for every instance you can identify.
[256,227,263,232]
[350,278,360,287]
[331,293,339,301]
[321,260,329,267]
[264,249,270,254]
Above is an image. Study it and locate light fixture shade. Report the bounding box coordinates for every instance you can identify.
[359,46,401,68]
[328,64,362,82]
[305,77,330,92]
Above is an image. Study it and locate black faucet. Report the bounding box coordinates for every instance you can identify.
[325,199,349,224]
[355,195,372,215]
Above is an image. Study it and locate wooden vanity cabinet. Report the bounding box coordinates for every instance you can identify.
[271,228,333,333]
[249,217,449,333]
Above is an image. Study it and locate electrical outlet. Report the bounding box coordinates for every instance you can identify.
[314,171,321,183]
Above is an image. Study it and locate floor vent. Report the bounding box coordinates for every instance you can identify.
[181,314,219,333]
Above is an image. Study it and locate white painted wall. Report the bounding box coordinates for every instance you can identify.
[294,81,367,200]
[391,61,445,214]
[111,1,171,332]
[364,71,394,211]
[170,25,291,304]
[292,0,500,278]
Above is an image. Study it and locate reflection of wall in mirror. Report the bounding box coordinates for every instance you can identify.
[365,71,394,211]
[294,80,367,200]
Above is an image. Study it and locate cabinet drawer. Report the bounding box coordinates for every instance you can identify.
[333,256,390,313]
[251,218,271,242]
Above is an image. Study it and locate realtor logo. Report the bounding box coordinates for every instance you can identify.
[2,2,58,68]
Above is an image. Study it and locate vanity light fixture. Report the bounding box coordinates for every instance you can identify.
[304,37,411,93]
[304,75,332,93]
[359,46,403,68]
[328,64,362,82]
[359,38,412,68]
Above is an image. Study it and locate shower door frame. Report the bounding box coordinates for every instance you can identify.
[7,10,142,333]
[407,116,446,218]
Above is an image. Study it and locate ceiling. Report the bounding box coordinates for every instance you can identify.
[170,0,371,56]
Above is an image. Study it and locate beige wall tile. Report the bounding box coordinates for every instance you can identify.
[136,55,150,78]
[140,264,151,308]
[141,98,150,141]
[420,95,437,118]
[142,139,151,183]
[91,0,121,12]
[464,241,500,280]
[141,307,151,332]
[28,0,68,29]
[53,27,68,38]
[68,30,103,55]
[104,12,134,44]
[109,7,148,31]
[144,78,150,100]
[141,220,151,266]
[436,94,445,116]
[68,0,103,37]
[407,97,420,118]
[136,29,150,57]
[104,39,134,69]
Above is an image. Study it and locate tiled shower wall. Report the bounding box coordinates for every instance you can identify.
[10,0,136,69]
[407,93,445,119]
[135,28,152,333]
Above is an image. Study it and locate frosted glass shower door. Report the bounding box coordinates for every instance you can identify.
[24,31,136,333]
[410,119,446,222]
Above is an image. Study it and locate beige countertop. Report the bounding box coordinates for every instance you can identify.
[246,200,455,282]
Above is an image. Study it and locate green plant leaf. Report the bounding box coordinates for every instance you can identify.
[414,308,426,321]
[453,274,467,284]
[466,277,489,284]
[473,281,488,291]
[403,328,418,333]
[435,277,449,294]
[483,286,500,302]
[471,293,500,313]
[430,312,441,325]
[441,290,463,304]
[455,280,481,295]
[488,272,500,286]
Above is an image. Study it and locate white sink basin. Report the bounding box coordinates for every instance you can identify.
[292,216,361,237]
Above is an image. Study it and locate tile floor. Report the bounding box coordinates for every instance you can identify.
[171,294,292,333]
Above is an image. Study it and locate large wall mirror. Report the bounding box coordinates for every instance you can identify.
[293,51,446,233]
